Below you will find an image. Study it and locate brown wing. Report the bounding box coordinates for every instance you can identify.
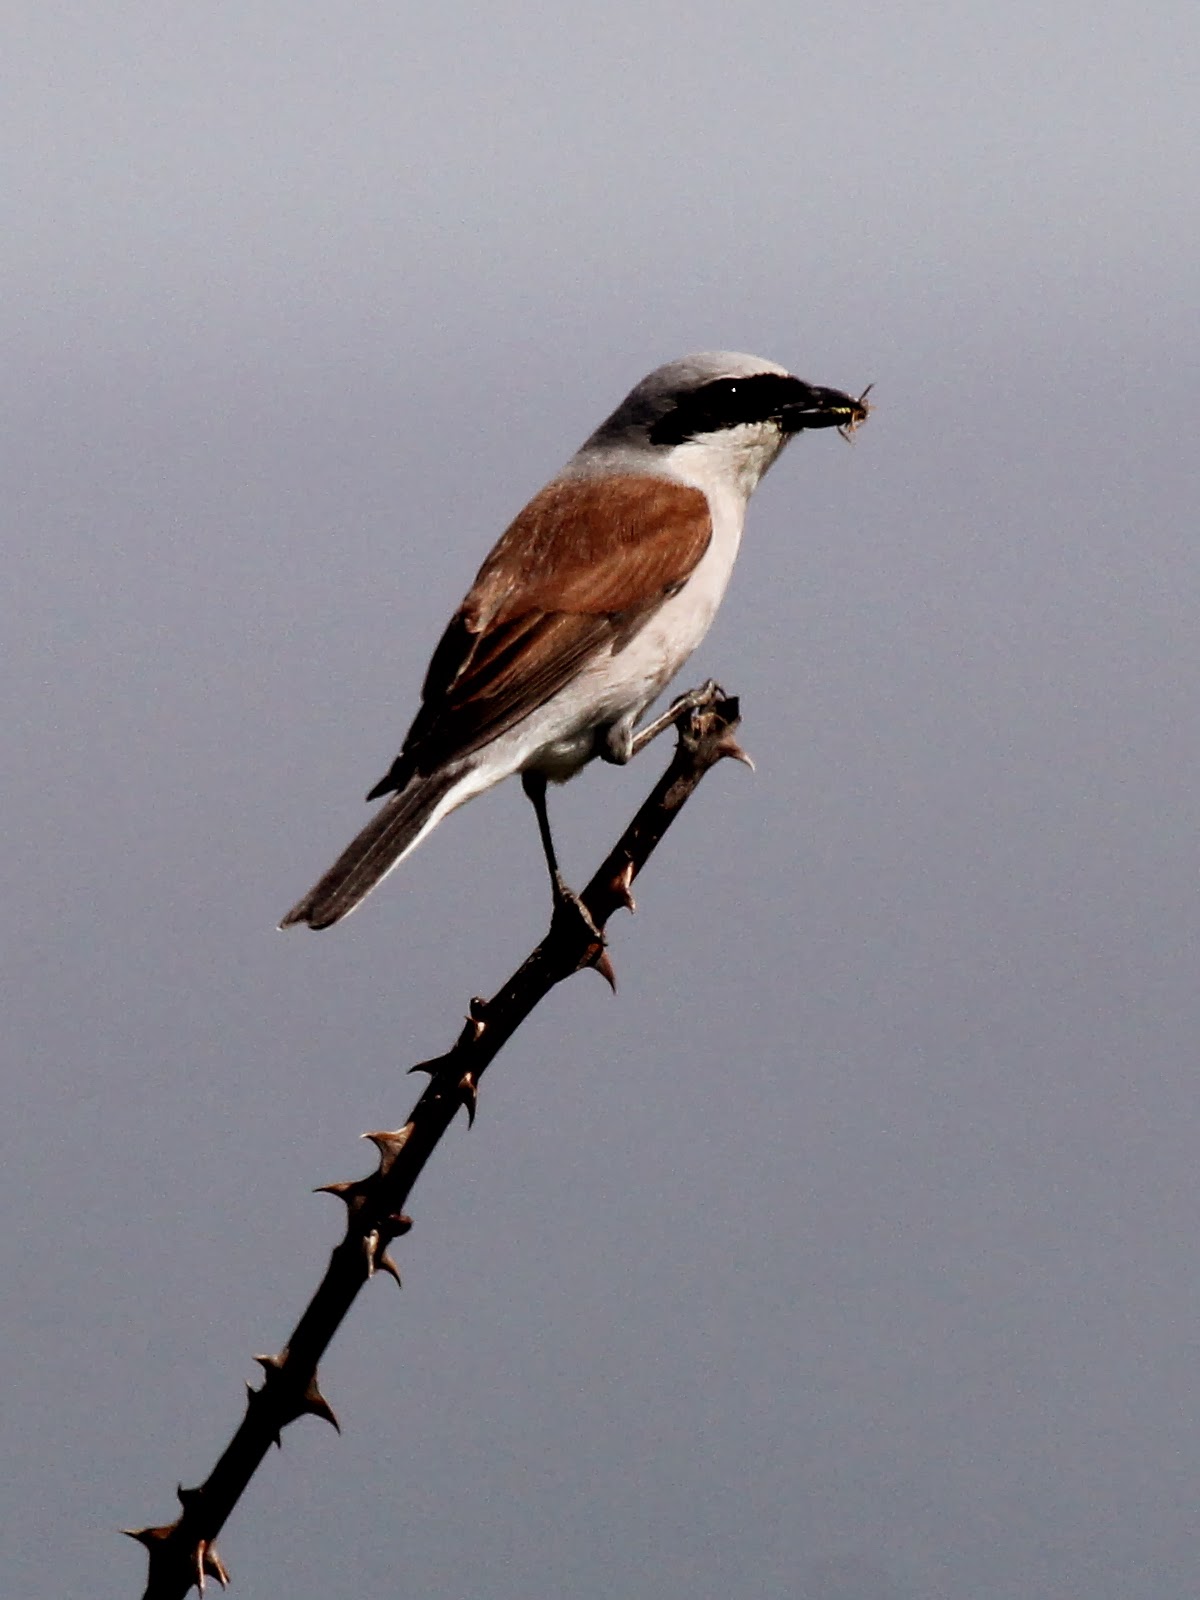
[375,474,711,787]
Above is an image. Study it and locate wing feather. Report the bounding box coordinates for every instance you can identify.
[372,474,711,791]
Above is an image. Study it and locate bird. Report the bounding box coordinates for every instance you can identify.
[280,351,868,931]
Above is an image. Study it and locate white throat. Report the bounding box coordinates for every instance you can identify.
[664,420,790,503]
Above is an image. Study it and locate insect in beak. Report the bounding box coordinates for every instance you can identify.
[836,384,874,444]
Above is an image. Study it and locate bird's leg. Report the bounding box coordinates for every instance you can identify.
[629,679,722,757]
[521,771,605,949]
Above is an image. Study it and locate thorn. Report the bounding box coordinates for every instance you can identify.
[251,1350,340,1433]
[714,733,755,770]
[248,1357,286,1445]
[611,859,637,914]
[244,1383,283,1446]
[123,1522,176,1549]
[362,1125,411,1172]
[302,1374,340,1433]
[197,1538,230,1593]
[409,1054,445,1076]
[314,1178,370,1210]
[466,995,490,1038]
[362,1212,410,1280]
[314,1179,354,1198]
[124,1523,228,1593]
[457,1071,478,1127]
[176,1483,202,1509]
[590,945,618,993]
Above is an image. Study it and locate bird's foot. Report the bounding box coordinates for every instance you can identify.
[550,874,616,990]
[551,872,602,942]
[630,679,724,757]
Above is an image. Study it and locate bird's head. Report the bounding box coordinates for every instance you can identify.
[580,351,870,497]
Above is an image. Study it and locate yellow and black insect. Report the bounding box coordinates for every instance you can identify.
[835,384,874,442]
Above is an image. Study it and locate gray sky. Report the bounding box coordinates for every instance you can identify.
[5,4,1199,1596]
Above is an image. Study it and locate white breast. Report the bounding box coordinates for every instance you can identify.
[615,482,744,694]
[518,480,745,782]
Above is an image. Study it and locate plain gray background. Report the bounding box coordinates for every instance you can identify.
[5,4,1198,1596]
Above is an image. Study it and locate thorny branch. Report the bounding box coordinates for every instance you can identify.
[127,682,751,1598]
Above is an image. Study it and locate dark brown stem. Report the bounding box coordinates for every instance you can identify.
[126,684,749,1598]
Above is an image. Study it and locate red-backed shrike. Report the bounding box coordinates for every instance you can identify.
[281,352,867,930]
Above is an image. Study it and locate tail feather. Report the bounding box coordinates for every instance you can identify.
[279,767,463,930]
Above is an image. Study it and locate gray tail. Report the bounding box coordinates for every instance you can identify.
[279,768,461,930]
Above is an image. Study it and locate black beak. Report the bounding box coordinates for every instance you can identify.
[779,383,872,437]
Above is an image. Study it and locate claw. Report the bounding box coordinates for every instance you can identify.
[547,880,616,988]
[550,876,604,943]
